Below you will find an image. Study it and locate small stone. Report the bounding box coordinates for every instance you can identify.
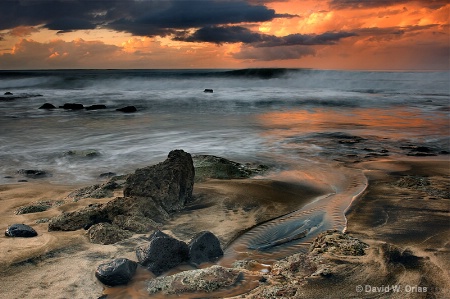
[5,224,38,237]
[95,258,138,286]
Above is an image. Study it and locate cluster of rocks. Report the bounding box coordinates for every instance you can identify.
[48,150,195,238]
[39,102,137,113]
[95,230,224,287]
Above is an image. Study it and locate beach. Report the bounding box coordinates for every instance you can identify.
[0,156,448,299]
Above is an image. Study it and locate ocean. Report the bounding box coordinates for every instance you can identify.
[1,68,448,185]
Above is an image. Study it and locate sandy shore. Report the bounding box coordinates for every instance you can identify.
[0,158,448,298]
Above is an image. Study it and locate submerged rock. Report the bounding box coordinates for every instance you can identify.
[193,155,268,182]
[136,231,189,275]
[5,224,38,237]
[18,169,50,179]
[85,104,107,110]
[39,103,56,109]
[60,103,84,110]
[116,106,137,113]
[147,265,242,295]
[124,149,195,213]
[88,222,133,245]
[188,231,223,266]
[63,149,101,158]
[95,258,138,286]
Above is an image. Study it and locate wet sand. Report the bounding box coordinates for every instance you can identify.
[0,158,448,299]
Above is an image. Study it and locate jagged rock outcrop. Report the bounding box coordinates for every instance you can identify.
[124,149,195,213]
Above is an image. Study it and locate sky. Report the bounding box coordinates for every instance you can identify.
[0,0,448,70]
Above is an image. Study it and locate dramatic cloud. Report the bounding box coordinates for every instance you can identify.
[0,0,290,37]
[176,25,356,46]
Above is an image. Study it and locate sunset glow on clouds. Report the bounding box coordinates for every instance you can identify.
[0,0,448,70]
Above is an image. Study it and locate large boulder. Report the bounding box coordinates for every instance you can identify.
[136,231,189,275]
[95,258,138,286]
[188,231,223,266]
[124,150,195,213]
[5,224,38,237]
[88,222,133,245]
[147,265,242,295]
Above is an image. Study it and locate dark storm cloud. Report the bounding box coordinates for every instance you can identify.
[0,0,291,36]
[329,0,449,10]
[175,26,265,44]
[176,25,356,46]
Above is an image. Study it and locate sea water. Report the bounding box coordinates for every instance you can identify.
[0,69,448,184]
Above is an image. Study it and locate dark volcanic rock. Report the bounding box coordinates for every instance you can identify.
[18,169,49,179]
[39,103,56,109]
[188,231,223,266]
[124,149,195,213]
[5,223,38,237]
[88,222,133,244]
[85,104,107,110]
[60,103,84,110]
[95,258,138,286]
[203,89,213,93]
[192,155,268,182]
[4,92,13,95]
[147,265,242,295]
[136,231,189,275]
[116,106,137,113]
